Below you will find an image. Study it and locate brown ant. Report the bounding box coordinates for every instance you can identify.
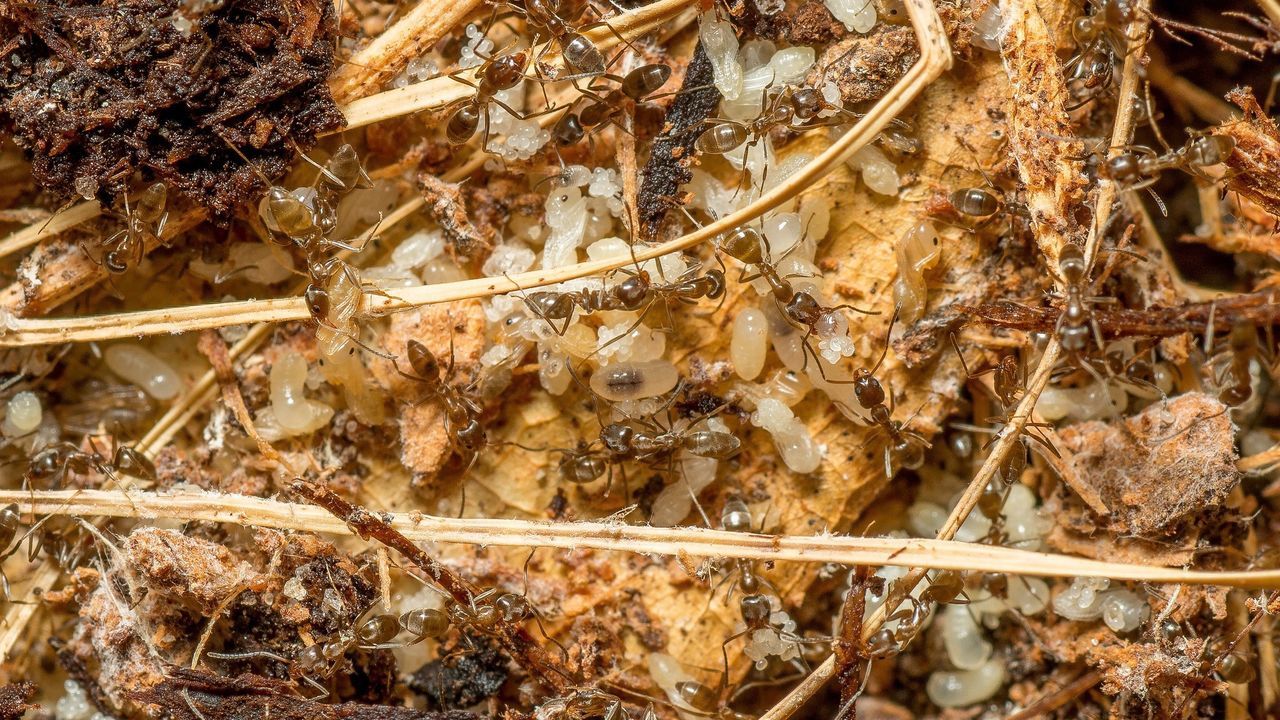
[1071,0,1144,59]
[445,49,546,147]
[88,181,168,274]
[398,338,487,472]
[557,62,674,146]
[522,260,725,340]
[841,314,930,477]
[717,224,876,381]
[1212,321,1266,407]
[25,437,155,490]
[949,335,1061,482]
[1101,133,1237,192]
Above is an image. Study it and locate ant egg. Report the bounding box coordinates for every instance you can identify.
[826,0,877,33]
[3,391,41,437]
[1052,577,1110,621]
[1100,589,1148,633]
[699,12,744,101]
[269,352,334,435]
[105,344,182,400]
[731,307,770,380]
[926,658,1006,708]
[589,360,679,402]
[941,604,993,670]
[850,144,900,196]
[391,230,445,271]
[596,321,666,364]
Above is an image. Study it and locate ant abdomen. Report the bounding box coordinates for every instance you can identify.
[684,429,740,458]
[621,64,672,101]
[561,32,604,76]
[948,187,1001,218]
[447,103,483,145]
[697,123,750,155]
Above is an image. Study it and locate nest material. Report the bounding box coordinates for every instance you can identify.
[0,0,344,216]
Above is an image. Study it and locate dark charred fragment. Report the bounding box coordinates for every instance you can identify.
[0,0,344,217]
[962,290,1280,339]
[407,635,509,710]
[637,41,721,239]
[130,667,483,720]
[0,681,36,720]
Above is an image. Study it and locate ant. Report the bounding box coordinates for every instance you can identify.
[557,62,674,146]
[1211,321,1268,407]
[88,181,168,274]
[1101,133,1237,192]
[397,338,487,472]
[843,314,930,477]
[716,224,876,381]
[863,569,969,659]
[445,49,548,147]
[521,259,724,340]
[1071,0,1144,59]
[26,437,155,490]
[950,335,1061,481]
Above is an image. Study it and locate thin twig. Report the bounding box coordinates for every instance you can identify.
[1002,670,1102,720]
[5,488,1274,588]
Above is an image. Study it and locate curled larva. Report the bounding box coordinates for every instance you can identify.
[892,221,942,323]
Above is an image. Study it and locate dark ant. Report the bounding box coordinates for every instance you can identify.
[522,261,725,339]
[1101,133,1236,192]
[561,62,674,143]
[950,335,1061,482]
[1071,0,1144,59]
[843,314,930,477]
[398,338,487,471]
[717,224,876,381]
[88,181,168,274]
[445,50,545,147]
[26,437,155,490]
[1213,321,1261,406]
[864,569,969,658]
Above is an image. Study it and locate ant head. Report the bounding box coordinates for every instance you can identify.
[304,286,330,319]
[600,422,634,453]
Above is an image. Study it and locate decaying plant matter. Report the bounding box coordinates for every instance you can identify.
[0,0,1279,718]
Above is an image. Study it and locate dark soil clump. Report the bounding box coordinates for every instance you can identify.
[0,0,344,217]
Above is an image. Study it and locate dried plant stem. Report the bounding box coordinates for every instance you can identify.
[1003,670,1103,720]
[0,0,951,347]
[2,488,1278,589]
[0,200,100,260]
[328,0,484,104]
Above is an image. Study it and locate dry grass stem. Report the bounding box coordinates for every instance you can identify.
[3,489,1278,588]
